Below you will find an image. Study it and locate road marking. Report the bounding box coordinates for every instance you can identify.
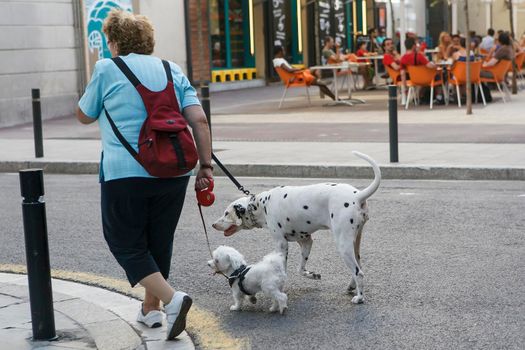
[518,194,525,197]
[0,264,247,350]
[400,192,417,196]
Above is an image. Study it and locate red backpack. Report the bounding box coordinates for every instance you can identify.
[104,57,198,178]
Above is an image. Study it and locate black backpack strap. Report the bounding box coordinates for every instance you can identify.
[104,107,139,160]
[162,60,173,83]
[111,57,141,87]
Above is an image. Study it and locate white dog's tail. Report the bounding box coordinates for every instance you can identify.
[353,151,381,202]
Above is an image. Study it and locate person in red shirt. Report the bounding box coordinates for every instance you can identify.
[355,41,375,89]
[400,37,444,103]
[382,38,401,70]
[400,37,436,69]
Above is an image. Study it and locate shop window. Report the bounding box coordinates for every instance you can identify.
[210,0,254,69]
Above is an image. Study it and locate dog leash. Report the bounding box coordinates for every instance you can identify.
[196,203,228,280]
[212,153,251,195]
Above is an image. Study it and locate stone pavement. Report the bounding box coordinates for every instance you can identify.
[0,85,524,180]
[0,272,194,350]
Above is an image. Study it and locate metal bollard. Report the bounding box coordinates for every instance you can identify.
[388,85,399,163]
[19,169,56,341]
[31,89,44,158]
[200,81,211,138]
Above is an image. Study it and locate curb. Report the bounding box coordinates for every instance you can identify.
[1,160,524,181]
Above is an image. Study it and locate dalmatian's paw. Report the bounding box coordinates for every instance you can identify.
[347,280,356,293]
[230,304,241,311]
[351,295,364,304]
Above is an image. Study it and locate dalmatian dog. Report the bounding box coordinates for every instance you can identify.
[212,151,381,304]
[207,245,288,314]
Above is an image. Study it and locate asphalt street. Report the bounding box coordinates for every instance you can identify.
[1,174,524,350]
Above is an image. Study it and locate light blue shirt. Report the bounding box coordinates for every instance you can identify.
[78,54,200,182]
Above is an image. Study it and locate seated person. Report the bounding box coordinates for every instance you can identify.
[401,37,436,69]
[446,34,463,59]
[322,36,346,64]
[436,31,452,61]
[451,38,476,62]
[273,45,336,100]
[355,41,376,88]
[382,38,403,83]
[481,32,514,79]
[401,37,443,103]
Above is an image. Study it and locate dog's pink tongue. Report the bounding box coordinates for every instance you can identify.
[224,225,237,236]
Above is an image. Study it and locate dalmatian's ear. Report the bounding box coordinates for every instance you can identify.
[233,204,246,217]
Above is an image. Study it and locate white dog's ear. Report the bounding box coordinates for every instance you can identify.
[228,250,245,270]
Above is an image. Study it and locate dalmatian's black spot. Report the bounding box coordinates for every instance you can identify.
[268,195,271,200]
[291,232,295,236]
[257,203,260,208]
[264,207,267,214]
[357,224,360,229]
[286,218,290,221]
[284,194,288,199]
[331,184,337,186]
[292,230,296,234]
[306,221,311,224]
[278,222,282,228]
[303,205,309,210]
[305,257,308,261]
[353,202,355,205]
[301,231,307,234]
[331,213,333,218]
[280,186,285,188]
[300,235,305,239]
[350,218,354,224]
[344,202,349,208]
[225,211,229,215]
[355,266,359,276]
[353,191,357,194]
[357,254,361,260]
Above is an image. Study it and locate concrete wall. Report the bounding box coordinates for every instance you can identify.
[457,0,525,37]
[135,0,188,73]
[0,0,81,128]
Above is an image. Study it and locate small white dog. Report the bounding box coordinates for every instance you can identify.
[207,245,288,314]
[212,151,381,304]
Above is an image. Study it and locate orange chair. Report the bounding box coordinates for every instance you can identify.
[275,67,311,109]
[449,61,486,107]
[405,65,445,109]
[514,52,525,88]
[480,60,512,103]
[385,65,413,103]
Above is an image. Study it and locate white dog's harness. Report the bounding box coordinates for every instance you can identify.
[228,265,254,295]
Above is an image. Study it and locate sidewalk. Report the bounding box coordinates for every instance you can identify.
[0,85,524,180]
[0,272,194,350]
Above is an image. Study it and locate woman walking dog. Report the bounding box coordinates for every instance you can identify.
[76,9,213,339]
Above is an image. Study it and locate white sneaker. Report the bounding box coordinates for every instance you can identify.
[136,304,163,328]
[165,291,193,340]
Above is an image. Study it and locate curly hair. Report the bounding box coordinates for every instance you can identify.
[102,9,155,56]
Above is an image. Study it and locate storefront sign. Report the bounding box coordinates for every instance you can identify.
[318,0,331,50]
[83,0,133,76]
[272,0,286,46]
[333,0,346,50]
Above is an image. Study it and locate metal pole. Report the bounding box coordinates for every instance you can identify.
[19,169,56,341]
[31,89,44,158]
[388,85,399,163]
[201,81,212,139]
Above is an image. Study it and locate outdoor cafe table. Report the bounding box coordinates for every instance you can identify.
[309,62,369,106]
[355,55,384,86]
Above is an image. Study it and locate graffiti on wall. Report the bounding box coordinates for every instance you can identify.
[272,0,286,46]
[84,0,133,60]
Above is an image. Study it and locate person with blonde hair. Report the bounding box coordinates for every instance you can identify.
[436,31,452,61]
[76,9,213,340]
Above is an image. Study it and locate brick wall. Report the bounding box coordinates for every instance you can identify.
[187,0,211,83]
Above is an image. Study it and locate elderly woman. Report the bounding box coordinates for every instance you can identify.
[76,9,212,340]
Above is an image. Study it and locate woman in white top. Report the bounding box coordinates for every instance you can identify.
[273,46,336,100]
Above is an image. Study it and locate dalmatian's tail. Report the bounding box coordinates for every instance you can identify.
[352,151,381,202]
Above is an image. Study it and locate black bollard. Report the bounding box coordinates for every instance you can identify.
[200,81,211,138]
[32,89,44,158]
[19,169,56,341]
[388,85,399,163]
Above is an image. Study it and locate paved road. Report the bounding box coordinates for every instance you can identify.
[1,174,524,350]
